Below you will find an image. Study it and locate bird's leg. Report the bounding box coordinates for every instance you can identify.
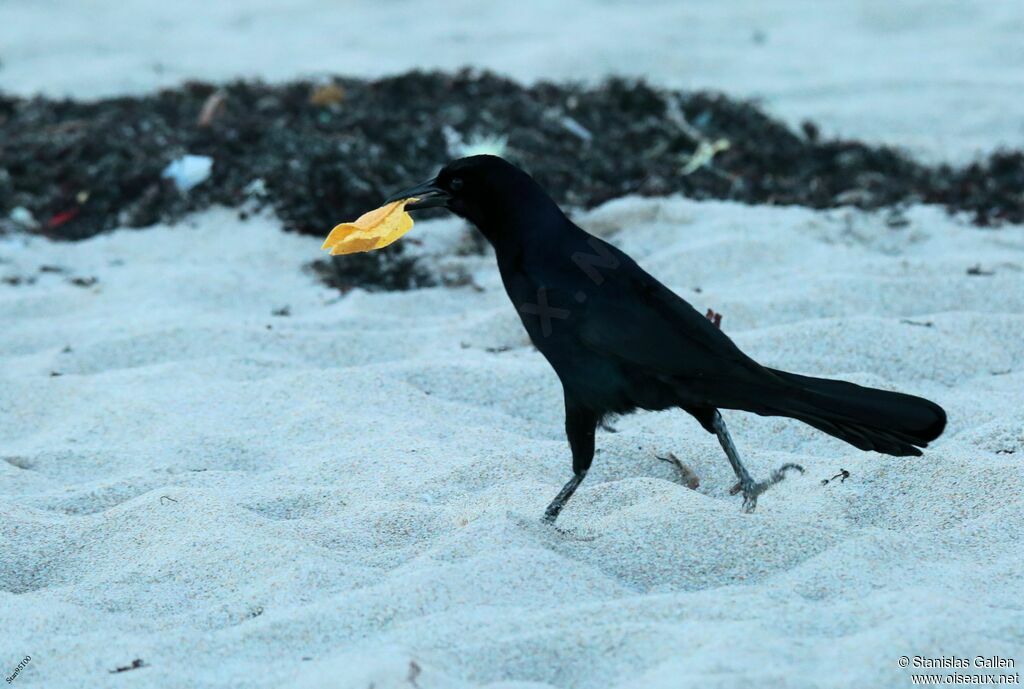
[701,316,804,509]
[711,410,804,512]
[712,411,757,511]
[543,472,587,523]
[543,396,597,523]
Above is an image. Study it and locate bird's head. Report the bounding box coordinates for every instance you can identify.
[385,155,560,239]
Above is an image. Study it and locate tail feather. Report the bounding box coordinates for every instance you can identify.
[754,368,946,457]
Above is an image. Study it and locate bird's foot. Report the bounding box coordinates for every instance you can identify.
[728,462,805,512]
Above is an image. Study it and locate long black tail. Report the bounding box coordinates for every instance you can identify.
[757,369,947,456]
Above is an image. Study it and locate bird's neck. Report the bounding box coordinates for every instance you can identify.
[474,197,570,257]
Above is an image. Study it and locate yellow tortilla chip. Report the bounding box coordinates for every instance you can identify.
[321,198,418,255]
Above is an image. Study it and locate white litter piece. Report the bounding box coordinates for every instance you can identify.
[162,154,213,192]
[243,178,268,198]
[681,138,731,175]
[8,206,36,228]
[460,133,509,158]
[444,126,509,159]
[559,115,593,142]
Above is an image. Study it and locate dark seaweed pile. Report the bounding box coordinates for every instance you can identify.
[1,70,1021,288]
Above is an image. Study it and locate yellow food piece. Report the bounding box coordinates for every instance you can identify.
[321,198,418,255]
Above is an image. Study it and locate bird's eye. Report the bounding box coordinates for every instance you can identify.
[449,177,464,191]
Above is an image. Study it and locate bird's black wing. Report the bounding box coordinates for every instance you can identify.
[574,240,774,388]
[569,237,945,453]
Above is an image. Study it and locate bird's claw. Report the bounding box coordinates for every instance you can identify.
[729,478,764,513]
[729,462,805,512]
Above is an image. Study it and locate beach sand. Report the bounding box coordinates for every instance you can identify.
[2,199,1022,687]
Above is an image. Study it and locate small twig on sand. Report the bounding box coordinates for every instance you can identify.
[197,90,227,127]
[110,659,146,674]
[407,660,422,688]
[657,453,700,489]
[820,469,851,486]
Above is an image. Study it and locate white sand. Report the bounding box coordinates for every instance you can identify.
[1,0,1023,161]
[2,199,1022,687]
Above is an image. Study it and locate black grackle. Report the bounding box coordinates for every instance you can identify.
[386,156,947,522]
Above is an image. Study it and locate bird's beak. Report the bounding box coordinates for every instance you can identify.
[385,177,450,211]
